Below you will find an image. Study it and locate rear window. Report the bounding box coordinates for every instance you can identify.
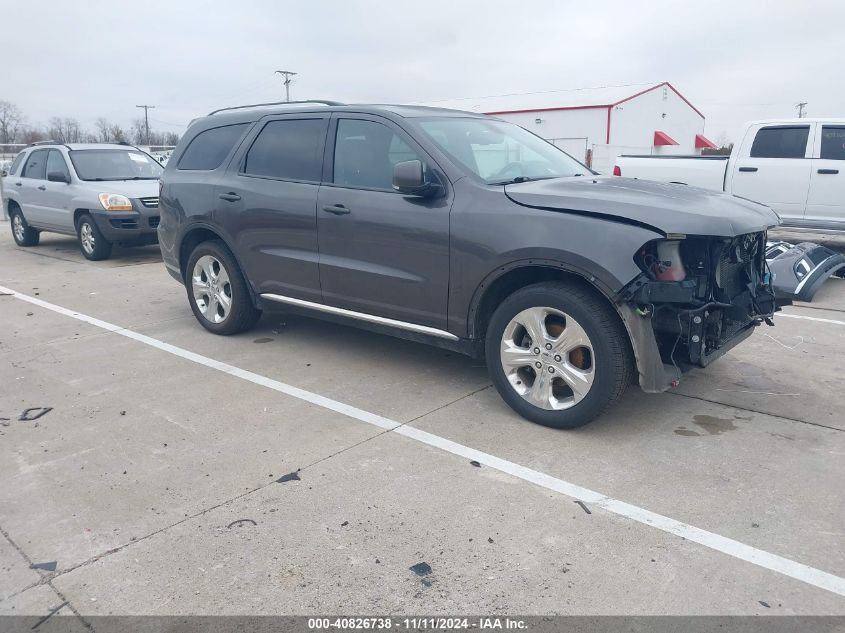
[820,126,845,161]
[243,119,326,181]
[22,150,48,179]
[178,124,248,171]
[750,126,809,159]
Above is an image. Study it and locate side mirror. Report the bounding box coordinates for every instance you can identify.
[47,171,70,184]
[392,160,438,197]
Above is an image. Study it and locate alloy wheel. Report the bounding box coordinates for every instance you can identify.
[80,222,95,254]
[192,255,232,323]
[499,306,595,410]
[12,214,25,242]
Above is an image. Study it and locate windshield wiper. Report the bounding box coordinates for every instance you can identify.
[488,175,558,186]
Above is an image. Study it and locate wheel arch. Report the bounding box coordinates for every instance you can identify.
[73,208,93,229]
[178,224,260,308]
[469,260,624,341]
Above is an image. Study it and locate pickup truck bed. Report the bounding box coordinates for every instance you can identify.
[615,119,845,232]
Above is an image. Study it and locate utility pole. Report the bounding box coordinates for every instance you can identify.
[274,70,297,102]
[135,104,155,145]
[795,102,807,119]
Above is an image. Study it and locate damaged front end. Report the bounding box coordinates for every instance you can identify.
[618,232,780,391]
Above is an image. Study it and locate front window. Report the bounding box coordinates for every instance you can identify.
[418,117,590,184]
[68,149,163,181]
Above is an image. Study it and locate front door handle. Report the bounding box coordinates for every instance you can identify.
[37,185,46,191]
[818,168,839,175]
[15,182,22,186]
[738,167,758,173]
[322,204,351,215]
[218,192,241,202]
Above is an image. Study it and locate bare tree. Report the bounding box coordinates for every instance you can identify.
[109,124,126,143]
[19,126,47,144]
[130,118,147,145]
[0,100,23,144]
[95,117,112,142]
[47,117,84,143]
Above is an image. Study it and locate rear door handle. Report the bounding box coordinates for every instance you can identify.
[15,182,22,186]
[817,168,839,175]
[322,204,350,215]
[738,167,758,173]
[37,185,46,191]
[218,192,241,202]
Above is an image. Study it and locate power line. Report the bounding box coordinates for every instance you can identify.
[135,104,155,144]
[274,70,297,102]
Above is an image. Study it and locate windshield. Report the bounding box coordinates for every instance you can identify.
[68,149,163,181]
[418,117,591,184]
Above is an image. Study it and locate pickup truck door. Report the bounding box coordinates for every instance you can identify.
[315,115,451,330]
[15,149,50,227]
[805,124,845,227]
[729,124,813,221]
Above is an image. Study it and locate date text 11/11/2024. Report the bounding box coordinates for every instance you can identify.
[307,617,528,630]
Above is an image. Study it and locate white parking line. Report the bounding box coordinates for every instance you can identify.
[780,312,845,327]
[2,283,844,598]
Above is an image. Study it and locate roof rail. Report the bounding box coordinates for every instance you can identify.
[208,100,345,116]
[26,140,71,150]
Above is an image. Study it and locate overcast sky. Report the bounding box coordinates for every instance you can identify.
[3,0,843,143]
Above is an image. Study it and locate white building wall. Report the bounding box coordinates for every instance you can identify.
[491,108,607,165]
[610,86,705,154]
[488,85,707,175]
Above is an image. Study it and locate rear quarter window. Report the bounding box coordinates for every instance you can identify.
[177,123,249,171]
[9,152,25,176]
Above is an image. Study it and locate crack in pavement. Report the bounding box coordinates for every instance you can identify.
[0,383,495,602]
[669,391,844,433]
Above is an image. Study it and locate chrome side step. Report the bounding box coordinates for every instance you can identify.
[260,293,459,341]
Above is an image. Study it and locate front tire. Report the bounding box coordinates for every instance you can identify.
[485,281,633,429]
[185,240,261,335]
[77,214,112,261]
[10,207,39,247]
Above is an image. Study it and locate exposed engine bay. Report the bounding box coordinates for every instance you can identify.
[620,232,778,370]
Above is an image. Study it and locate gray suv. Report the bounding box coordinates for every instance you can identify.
[3,142,162,260]
[158,101,781,428]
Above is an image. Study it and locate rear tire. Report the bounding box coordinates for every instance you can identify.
[76,213,112,261]
[485,280,632,429]
[10,207,39,247]
[185,240,261,335]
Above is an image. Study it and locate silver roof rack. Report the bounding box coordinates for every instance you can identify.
[208,100,345,116]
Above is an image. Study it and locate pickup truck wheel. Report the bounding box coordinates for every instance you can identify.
[76,214,112,261]
[485,281,632,429]
[10,209,40,247]
[186,240,261,335]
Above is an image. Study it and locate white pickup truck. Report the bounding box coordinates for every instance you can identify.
[615,119,845,232]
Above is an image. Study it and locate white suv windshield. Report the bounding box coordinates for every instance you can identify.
[418,117,591,184]
[69,149,163,181]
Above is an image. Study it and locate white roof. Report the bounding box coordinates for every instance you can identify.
[745,118,844,125]
[422,82,667,114]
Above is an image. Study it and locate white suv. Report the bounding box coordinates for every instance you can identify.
[2,142,162,260]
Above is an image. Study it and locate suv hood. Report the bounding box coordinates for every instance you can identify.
[505,176,780,237]
[90,180,159,198]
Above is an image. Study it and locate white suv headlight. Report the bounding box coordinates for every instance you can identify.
[98,193,133,211]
